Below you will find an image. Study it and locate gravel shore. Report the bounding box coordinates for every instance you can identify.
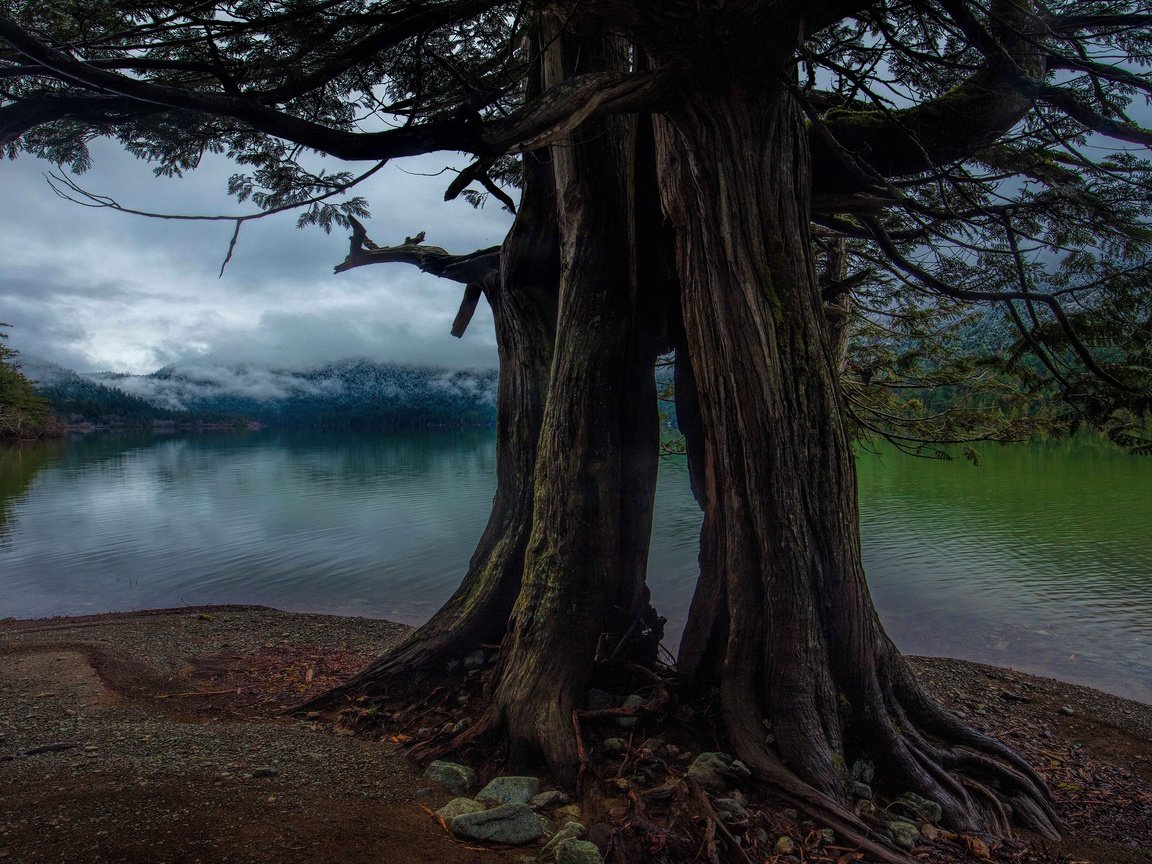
[2,606,1149,864]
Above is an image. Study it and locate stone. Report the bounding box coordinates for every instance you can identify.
[531,790,572,810]
[476,775,541,806]
[585,689,616,711]
[848,781,872,800]
[556,839,604,864]
[602,738,627,755]
[897,792,943,824]
[616,694,646,730]
[413,787,434,799]
[849,758,875,784]
[540,821,586,858]
[713,798,750,825]
[686,752,734,792]
[436,798,485,822]
[1060,705,1075,716]
[919,823,941,841]
[450,803,550,845]
[424,761,476,796]
[251,767,277,778]
[554,804,583,824]
[886,819,920,850]
[729,760,751,779]
[774,836,796,855]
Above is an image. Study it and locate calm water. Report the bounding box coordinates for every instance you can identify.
[2,431,1149,703]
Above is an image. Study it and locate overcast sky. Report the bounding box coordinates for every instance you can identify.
[1,141,514,374]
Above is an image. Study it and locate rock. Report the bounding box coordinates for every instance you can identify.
[251,767,277,778]
[774,836,796,855]
[849,758,875,784]
[556,839,604,864]
[602,738,627,756]
[885,819,920,850]
[729,760,751,779]
[897,792,943,824]
[617,694,646,730]
[424,761,476,795]
[554,804,583,824]
[919,823,941,841]
[413,786,434,799]
[585,689,616,711]
[848,781,872,800]
[450,803,550,845]
[999,690,1031,703]
[686,752,734,792]
[713,797,750,825]
[1060,705,1075,716]
[436,798,486,822]
[476,775,541,806]
[531,790,572,810]
[729,789,748,807]
[540,821,586,858]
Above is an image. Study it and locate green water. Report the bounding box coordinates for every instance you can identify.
[1,431,1149,703]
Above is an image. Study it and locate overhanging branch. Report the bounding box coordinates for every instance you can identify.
[335,217,501,338]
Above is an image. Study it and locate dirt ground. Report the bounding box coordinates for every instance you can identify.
[1,606,1149,864]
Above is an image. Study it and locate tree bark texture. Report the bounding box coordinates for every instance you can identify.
[469,20,665,780]
[654,62,1059,842]
[304,112,560,708]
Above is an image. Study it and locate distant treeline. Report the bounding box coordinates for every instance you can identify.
[34,359,499,431]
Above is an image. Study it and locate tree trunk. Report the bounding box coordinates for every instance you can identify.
[653,69,1059,840]
[465,23,665,781]
[304,124,560,708]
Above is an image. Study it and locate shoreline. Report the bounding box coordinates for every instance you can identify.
[2,605,1150,863]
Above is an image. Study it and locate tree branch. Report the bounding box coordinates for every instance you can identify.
[812,0,1046,193]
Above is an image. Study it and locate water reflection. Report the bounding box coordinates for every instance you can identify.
[0,439,65,545]
[1,430,1149,704]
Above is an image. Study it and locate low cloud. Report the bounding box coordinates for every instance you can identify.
[2,142,512,374]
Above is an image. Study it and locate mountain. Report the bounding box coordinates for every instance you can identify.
[34,358,498,429]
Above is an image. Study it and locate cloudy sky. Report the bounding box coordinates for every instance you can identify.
[1,141,514,374]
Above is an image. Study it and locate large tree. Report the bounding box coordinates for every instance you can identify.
[4,0,1151,858]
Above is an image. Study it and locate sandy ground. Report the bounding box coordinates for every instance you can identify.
[1,606,1149,864]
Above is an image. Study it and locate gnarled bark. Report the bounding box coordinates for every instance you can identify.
[302,99,561,712]
[459,21,666,781]
[653,40,1059,847]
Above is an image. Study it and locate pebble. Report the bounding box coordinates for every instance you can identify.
[424,760,476,795]
[686,752,734,792]
[1060,705,1076,716]
[530,789,571,810]
[541,821,586,857]
[616,694,646,730]
[436,797,485,821]
[251,767,277,778]
[450,803,550,845]
[602,738,627,755]
[556,839,604,864]
[476,775,540,806]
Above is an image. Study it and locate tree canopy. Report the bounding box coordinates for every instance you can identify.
[4,2,1152,861]
[0,324,60,438]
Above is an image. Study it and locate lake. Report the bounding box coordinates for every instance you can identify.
[2,430,1150,703]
